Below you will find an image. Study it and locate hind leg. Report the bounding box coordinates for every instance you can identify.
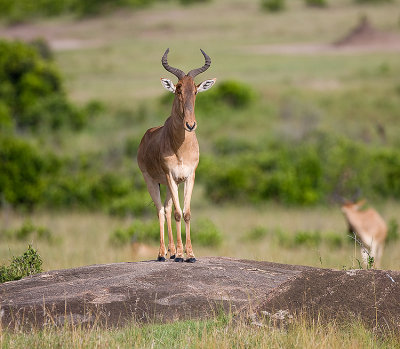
[142,173,166,261]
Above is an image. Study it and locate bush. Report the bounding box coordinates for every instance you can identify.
[191,218,223,247]
[305,0,327,7]
[0,39,98,132]
[293,231,321,247]
[242,226,268,242]
[0,245,43,283]
[108,192,153,217]
[0,136,50,209]
[1,220,54,242]
[261,0,285,12]
[355,0,392,3]
[387,218,399,243]
[198,134,400,205]
[111,218,222,247]
[110,220,160,246]
[198,80,257,109]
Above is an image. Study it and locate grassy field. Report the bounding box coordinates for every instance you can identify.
[1,313,400,348]
[1,0,399,271]
[1,0,400,346]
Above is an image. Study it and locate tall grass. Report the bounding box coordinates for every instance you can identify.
[1,314,399,348]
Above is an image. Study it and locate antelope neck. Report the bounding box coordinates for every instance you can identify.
[165,100,196,152]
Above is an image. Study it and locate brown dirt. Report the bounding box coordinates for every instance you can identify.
[334,16,400,47]
[1,257,399,332]
[247,17,400,56]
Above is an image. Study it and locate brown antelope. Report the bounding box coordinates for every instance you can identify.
[137,48,216,263]
[341,199,387,268]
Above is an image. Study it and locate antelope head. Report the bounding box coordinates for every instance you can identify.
[160,48,216,132]
[341,199,367,213]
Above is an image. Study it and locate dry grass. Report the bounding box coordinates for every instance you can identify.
[1,312,399,349]
[1,200,399,271]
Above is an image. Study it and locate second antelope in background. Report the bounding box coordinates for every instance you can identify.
[341,199,387,268]
[137,48,216,263]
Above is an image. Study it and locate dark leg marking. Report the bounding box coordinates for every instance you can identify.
[185,258,196,263]
[157,256,166,262]
[174,257,184,262]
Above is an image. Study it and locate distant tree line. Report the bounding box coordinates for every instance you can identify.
[0,0,210,23]
[262,0,393,12]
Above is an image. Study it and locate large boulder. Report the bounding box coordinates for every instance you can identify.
[1,257,399,331]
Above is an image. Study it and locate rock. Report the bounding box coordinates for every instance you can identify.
[1,257,399,331]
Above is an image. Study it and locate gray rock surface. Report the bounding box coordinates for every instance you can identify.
[1,257,399,331]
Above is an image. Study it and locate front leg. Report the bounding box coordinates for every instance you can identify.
[183,171,196,262]
[165,173,184,262]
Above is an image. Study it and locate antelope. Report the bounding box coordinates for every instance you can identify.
[137,48,216,263]
[341,199,387,268]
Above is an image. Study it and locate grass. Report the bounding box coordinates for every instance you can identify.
[1,201,399,271]
[1,313,399,348]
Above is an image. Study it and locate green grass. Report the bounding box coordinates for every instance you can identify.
[1,314,399,348]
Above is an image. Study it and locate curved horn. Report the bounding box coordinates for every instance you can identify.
[187,49,211,78]
[161,48,185,80]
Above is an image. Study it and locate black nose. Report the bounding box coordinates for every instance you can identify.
[186,122,196,131]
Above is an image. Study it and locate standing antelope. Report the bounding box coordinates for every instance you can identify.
[341,199,387,268]
[137,48,216,263]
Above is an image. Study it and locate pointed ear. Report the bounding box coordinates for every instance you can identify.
[356,199,366,208]
[161,78,176,93]
[197,78,216,93]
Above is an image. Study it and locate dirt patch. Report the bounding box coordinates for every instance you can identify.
[246,17,400,56]
[334,16,399,47]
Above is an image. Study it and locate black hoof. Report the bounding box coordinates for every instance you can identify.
[157,256,166,262]
[170,254,176,259]
[185,258,196,263]
[174,257,184,262]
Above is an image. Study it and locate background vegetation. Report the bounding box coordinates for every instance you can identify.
[1,0,400,272]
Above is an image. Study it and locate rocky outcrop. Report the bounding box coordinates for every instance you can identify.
[1,257,399,331]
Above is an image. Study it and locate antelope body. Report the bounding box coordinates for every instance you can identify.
[137,48,216,262]
[341,200,387,268]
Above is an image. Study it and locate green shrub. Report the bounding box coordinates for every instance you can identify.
[261,0,285,12]
[110,220,160,246]
[108,192,153,216]
[242,226,268,242]
[0,136,49,209]
[191,218,223,247]
[111,218,222,247]
[198,80,257,109]
[23,94,86,130]
[179,0,211,5]
[387,218,399,243]
[1,220,54,242]
[0,39,98,132]
[354,0,392,3]
[324,232,345,248]
[293,231,321,247]
[305,0,327,7]
[198,134,400,205]
[0,245,43,283]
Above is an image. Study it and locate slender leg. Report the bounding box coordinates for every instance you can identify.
[375,242,384,269]
[164,187,176,259]
[142,173,166,261]
[183,171,196,262]
[165,173,184,262]
[360,246,369,268]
